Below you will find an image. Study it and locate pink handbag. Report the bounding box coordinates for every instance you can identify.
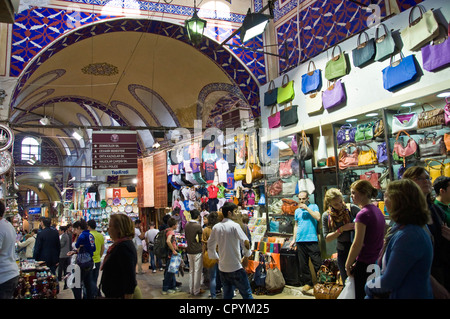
[338,144,359,170]
[268,105,280,129]
[445,98,450,125]
[393,130,418,158]
[280,159,293,178]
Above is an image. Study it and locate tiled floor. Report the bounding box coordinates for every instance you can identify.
[57,261,314,300]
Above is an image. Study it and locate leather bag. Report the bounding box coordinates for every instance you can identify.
[391,110,418,134]
[417,103,445,128]
[203,250,218,269]
[278,216,293,234]
[400,5,439,52]
[268,180,283,196]
[337,123,356,146]
[268,105,280,129]
[373,119,385,139]
[425,159,444,183]
[421,23,450,72]
[377,142,389,164]
[265,256,286,292]
[382,53,418,92]
[280,104,298,127]
[375,23,396,61]
[338,144,359,170]
[264,80,278,106]
[322,80,346,109]
[352,31,375,67]
[281,198,299,215]
[360,170,381,189]
[301,60,322,94]
[355,122,374,142]
[358,145,378,166]
[392,130,419,163]
[418,132,446,158]
[325,45,349,80]
[277,74,295,104]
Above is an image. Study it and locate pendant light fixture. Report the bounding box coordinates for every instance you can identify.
[185,0,207,46]
[240,9,270,43]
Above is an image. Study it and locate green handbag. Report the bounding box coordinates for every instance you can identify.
[374,23,396,61]
[325,45,348,81]
[400,5,439,51]
[277,74,295,104]
[355,122,374,142]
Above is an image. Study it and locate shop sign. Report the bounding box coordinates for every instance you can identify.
[28,207,41,215]
[92,131,138,176]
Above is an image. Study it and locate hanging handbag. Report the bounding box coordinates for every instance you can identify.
[338,144,359,169]
[234,163,247,181]
[305,92,323,115]
[301,60,322,94]
[325,45,349,80]
[281,198,299,215]
[391,109,418,134]
[375,23,396,61]
[336,123,356,146]
[377,142,389,164]
[373,119,385,139]
[268,180,283,196]
[392,130,419,163]
[382,53,418,92]
[417,103,446,128]
[445,133,450,152]
[280,159,294,178]
[421,23,450,72]
[298,130,313,161]
[264,80,278,106]
[360,170,381,189]
[445,98,450,125]
[400,5,439,52]
[352,31,375,67]
[358,144,378,166]
[355,122,374,142]
[278,216,293,234]
[297,169,315,194]
[425,159,444,183]
[280,104,298,127]
[322,80,346,110]
[282,177,298,195]
[268,105,280,129]
[269,218,280,233]
[418,132,446,158]
[277,74,295,104]
[317,125,328,163]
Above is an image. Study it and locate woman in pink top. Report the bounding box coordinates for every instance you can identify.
[345,180,385,299]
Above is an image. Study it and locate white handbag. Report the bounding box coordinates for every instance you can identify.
[391,112,418,134]
[305,92,323,115]
[317,125,328,163]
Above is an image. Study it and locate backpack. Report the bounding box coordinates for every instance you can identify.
[153,229,168,260]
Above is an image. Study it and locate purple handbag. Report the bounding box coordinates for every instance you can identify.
[377,142,388,164]
[268,105,280,129]
[336,124,356,146]
[421,27,450,72]
[322,80,346,109]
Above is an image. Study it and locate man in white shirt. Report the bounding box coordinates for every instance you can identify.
[145,222,162,273]
[207,202,253,299]
[0,201,20,299]
[134,219,145,274]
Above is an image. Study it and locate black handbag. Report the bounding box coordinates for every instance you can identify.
[352,31,375,67]
[278,216,293,234]
[76,247,94,270]
[280,104,298,127]
[418,132,446,158]
[264,80,278,107]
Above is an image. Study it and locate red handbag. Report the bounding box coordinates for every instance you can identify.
[338,144,359,169]
[360,170,381,189]
[268,180,283,196]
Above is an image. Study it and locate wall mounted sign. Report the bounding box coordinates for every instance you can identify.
[92,131,138,176]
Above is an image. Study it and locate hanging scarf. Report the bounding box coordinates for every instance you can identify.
[101,237,131,270]
[328,204,351,229]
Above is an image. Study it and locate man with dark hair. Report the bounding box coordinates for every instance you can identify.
[433,176,450,225]
[185,209,204,296]
[87,219,104,294]
[207,202,253,299]
[33,217,61,275]
[0,200,20,299]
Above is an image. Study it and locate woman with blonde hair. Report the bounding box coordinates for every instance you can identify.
[365,179,433,298]
[100,213,140,299]
[345,180,385,299]
[322,188,359,283]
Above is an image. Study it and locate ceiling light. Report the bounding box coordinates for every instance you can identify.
[346,118,358,122]
[185,0,207,46]
[240,9,270,43]
[401,102,416,107]
[39,171,51,180]
[366,113,378,117]
[39,116,50,125]
[437,92,450,98]
[72,129,83,141]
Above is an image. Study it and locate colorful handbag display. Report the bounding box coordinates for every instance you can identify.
[305,92,323,115]
[421,24,450,72]
[301,60,322,94]
[336,123,356,146]
[277,74,295,104]
[400,5,439,52]
[355,122,374,142]
[325,45,349,81]
[280,104,298,127]
[322,80,346,109]
[264,80,278,106]
[358,145,378,166]
[425,159,445,183]
[391,110,418,134]
[338,144,359,170]
[352,31,375,67]
[360,170,381,189]
[374,23,396,61]
[392,130,419,163]
[268,105,280,129]
[418,132,446,158]
[417,103,445,128]
[382,53,418,92]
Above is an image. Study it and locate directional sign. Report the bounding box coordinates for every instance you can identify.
[92,131,138,176]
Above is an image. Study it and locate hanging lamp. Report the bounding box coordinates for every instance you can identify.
[185,0,206,46]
